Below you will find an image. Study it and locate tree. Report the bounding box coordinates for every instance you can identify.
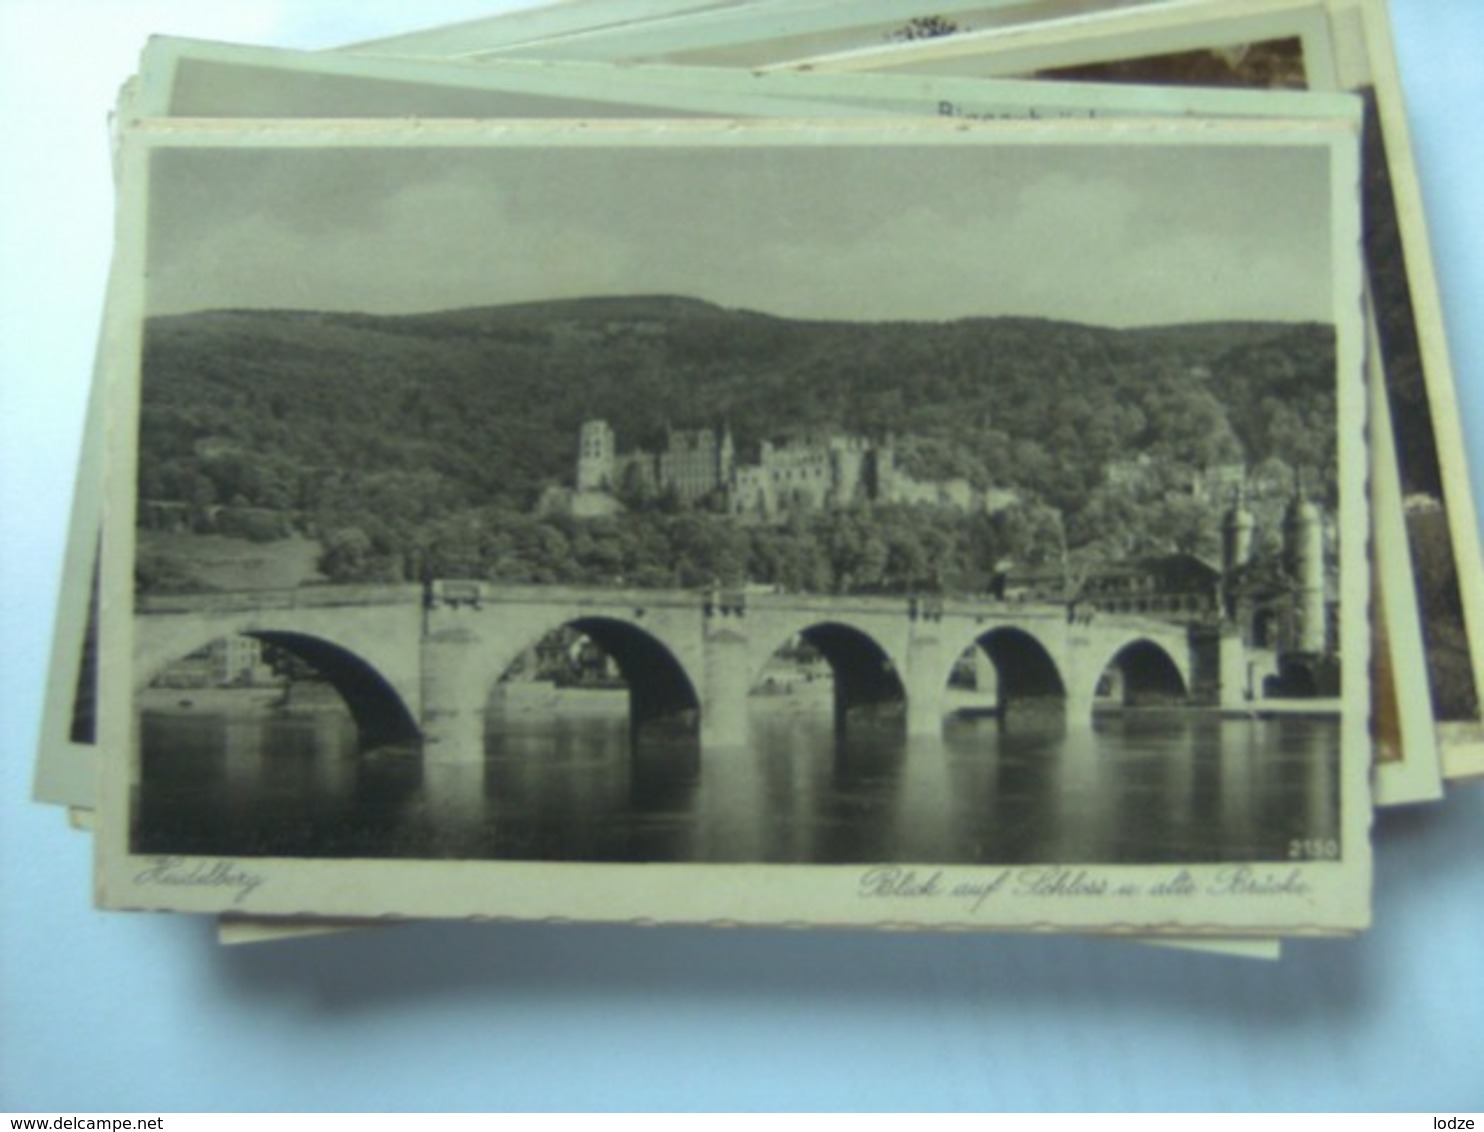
[319,527,373,582]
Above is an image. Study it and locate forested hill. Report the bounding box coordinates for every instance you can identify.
[137,297,1336,592]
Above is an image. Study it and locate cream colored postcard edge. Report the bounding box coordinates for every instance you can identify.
[210,916,1282,960]
[1369,313,1442,804]
[465,55,1363,122]
[131,36,892,123]
[216,917,392,946]
[339,0,754,59]
[783,0,1340,85]
[96,116,1371,934]
[793,0,1480,781]
[453,1,1164,66]
[33,303,107,808]
[32,77,138,810]
[210,918,1279,956]
[339,0,1095,62]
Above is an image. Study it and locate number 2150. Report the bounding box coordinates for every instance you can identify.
[1288,838,1340,860]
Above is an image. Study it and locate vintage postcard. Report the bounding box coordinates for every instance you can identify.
[26,39,1387,952]
[428,1,1168,66]
[31,41,1360,952]
[789,0,1484,782]
[35,35,1379,815]
[96,116,1369,932]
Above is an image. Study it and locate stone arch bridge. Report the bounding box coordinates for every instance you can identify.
[135,583,1213,761]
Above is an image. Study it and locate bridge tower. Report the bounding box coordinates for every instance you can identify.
[1283,490,1327,655]
[1222,485,1254,573]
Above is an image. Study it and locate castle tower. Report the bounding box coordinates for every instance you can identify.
[577,419,615,492]
[830,439,864,507]
[660,426,721,503]
[719,423,736,485]
[1221,486,1255,574]
[1282,489,1327,654]
[870,434,897,502]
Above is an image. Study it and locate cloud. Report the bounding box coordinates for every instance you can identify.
[147,136,1335,327]
[150,165,642,315]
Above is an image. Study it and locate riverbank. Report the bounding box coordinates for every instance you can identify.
[1216,698,1344,718]
[138,686,284,715]
[490,682,627,716]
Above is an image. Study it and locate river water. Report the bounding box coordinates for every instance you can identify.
[133,694,1340,864]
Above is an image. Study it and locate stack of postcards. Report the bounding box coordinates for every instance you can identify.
[32,0,1483,960]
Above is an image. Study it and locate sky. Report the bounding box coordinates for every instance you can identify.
[144,126,1338,328]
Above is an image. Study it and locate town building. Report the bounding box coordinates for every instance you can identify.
[150,635,277,689]
[993,482,1337,699]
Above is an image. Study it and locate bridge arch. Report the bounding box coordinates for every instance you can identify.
[483,614,702,737]
[749,620,907,735]
[138,630,421,751]
[932,623,1068,722]
[1092,636,1190,708]
[972,626,1066,697]
[574,616,701,732]
[976,625,1067,704]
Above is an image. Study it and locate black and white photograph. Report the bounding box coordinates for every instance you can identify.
[99,118,1369,929]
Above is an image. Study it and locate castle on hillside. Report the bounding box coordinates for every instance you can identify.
[571,420,1015,521]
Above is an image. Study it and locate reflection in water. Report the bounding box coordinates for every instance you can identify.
[134,700,1340,864]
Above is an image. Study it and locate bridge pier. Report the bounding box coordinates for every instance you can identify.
[420,625,485,762]
[905,695,944,738]
[700,627,751,749]
[1065,688,1096,729]
[1218,627,1260,708]
[1062,631,1100,728]
[903,612,947,738]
